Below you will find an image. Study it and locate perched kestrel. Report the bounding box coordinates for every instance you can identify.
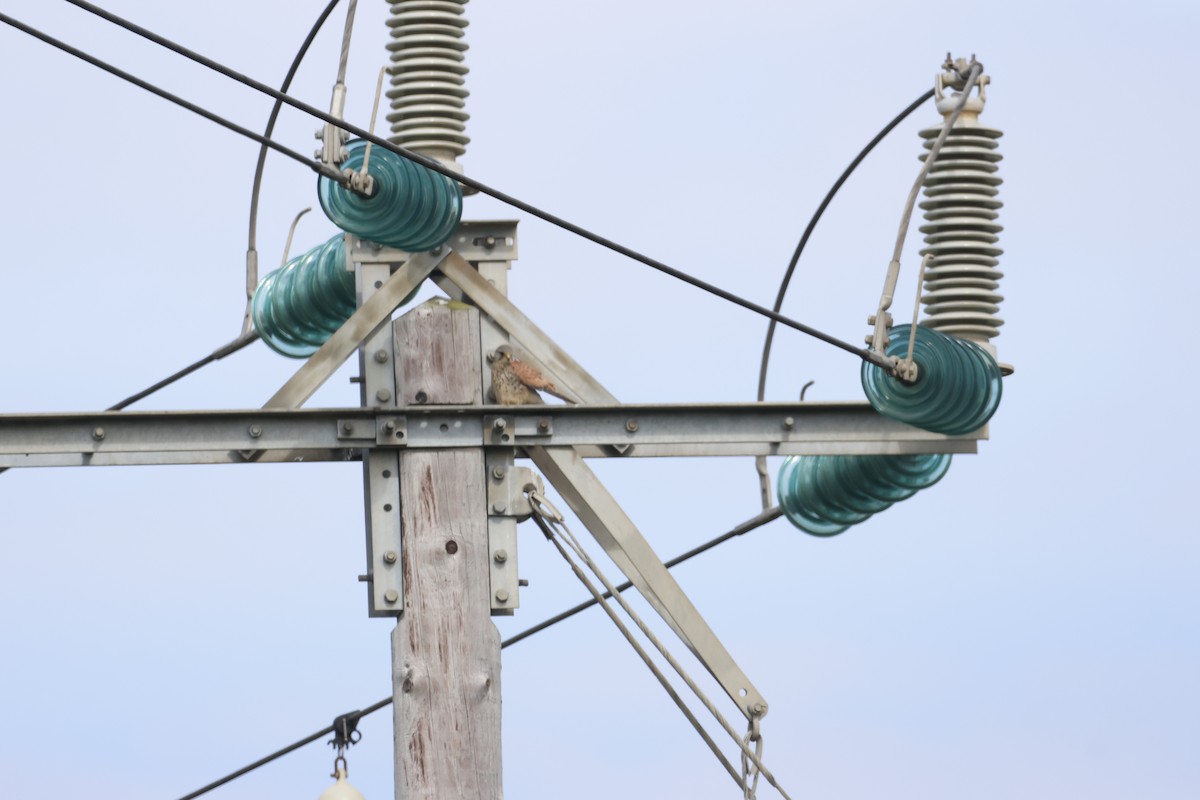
[490,345,574,405]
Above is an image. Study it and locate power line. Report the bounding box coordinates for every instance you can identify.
[47,0,897,371]
[173,506,782,800]
[0,12,351,190]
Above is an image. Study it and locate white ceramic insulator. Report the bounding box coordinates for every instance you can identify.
[385,0,469,172]
[917,121,1004,347]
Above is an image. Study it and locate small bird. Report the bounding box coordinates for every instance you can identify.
[490,345,574,405]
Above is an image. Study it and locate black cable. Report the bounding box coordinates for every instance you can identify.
[172,506,782,800]
[755,88,936,403]
[50,0,894,370]
[247,0,341,259]
[107,332,260,411]
[0,12,352,190]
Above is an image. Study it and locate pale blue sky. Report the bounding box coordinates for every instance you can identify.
[1,1,1197,798]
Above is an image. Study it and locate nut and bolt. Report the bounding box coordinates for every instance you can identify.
[494,589,509,603]
[484,235,497,248]
[492,466,506,480]
[492,418,507,432]
[383,420,396,433]
[376,388,393,402]
[248,424,263,439]
[341,422,354,434]
[382,550,398,564]
[518,579,529,587]
[384,589,399,604]
[493,549,508,564]
[751,702,767,716]
[537,417,551,432]
[492,501,507,514]
[625,419,640,433]
[373,349,389,363]
[91,427,106,441]
[445,540,459,555]
[782,416,795,430]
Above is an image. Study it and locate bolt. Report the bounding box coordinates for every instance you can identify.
[625,418,639,433]
[376,388,393,402]
[248,424,263,439]
[357,574,371,582]
[518,578,529,587]
[752,702,767,716]
[383,550,398,564]
[383,420,396,433]
[342,422,354,434]
[492,501,507,514]
[445,540,458,555]
[782,416,795,430]
[492,466,506,480]
[537,417,551,433]
[91,427,106,441]
[492,418,507,432]
[414,390,428,404]
[495,589,509,603]
[373,349,389,363]
[384,589,399,604]
[484,235,497,248]
[493,549,508,564]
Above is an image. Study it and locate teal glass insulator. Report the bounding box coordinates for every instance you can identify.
[318,139,462,252]
[776,453,952,537]
[252,233,419,358]
[861,324,1002,435]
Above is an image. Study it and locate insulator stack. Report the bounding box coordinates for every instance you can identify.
[253,234,354,358]
[252,233,420,358]
[319,139,463,251]
[385,0,470,172]
[862,324,1002,435]
[917,79,1006,364]
[777,453,953,537]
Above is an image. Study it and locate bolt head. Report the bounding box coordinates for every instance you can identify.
[492,501,507,514]
[495,589,509,603]
[248,424,263,438]
[492,466,506,480]
[91,427,106,441]
[342,422,354,434]
[493,549,508,563]
[383,550,398,564]
[384,589,399,604]
[782,416,795,430]
[376,388,393,403]
[625,419,639,433]
[492,418,507,431]
[445,540,459,555]
[384,420,396,432]
[537,417,551,432]
[373,349,389,363]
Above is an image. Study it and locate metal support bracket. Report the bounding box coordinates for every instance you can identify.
[485,457,543,615]
[528,445,768,720]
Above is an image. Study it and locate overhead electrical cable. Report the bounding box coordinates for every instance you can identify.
[43,0,898,371]
[0,12,352,190]
[752,88,935,506]
[246,0,343,333]
[173,506,782,800]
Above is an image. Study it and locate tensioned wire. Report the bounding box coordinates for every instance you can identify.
[38,0,898,372]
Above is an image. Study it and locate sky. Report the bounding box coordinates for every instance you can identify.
[1,1,1197,798]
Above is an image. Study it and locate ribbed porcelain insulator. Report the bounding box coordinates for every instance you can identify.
[385,0,469,171]
[917,124,1004,347]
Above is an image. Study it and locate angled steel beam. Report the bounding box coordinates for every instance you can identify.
[436,251,618,405]
[527,444,768,721]
[263,245,450,409]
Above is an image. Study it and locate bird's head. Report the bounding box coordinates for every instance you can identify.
[493,344,514,363]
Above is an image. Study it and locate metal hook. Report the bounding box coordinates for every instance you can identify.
[279,207,312,267]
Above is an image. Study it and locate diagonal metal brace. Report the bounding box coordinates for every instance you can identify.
[436,252,618,405]
[263,246,451,410]
[527,445,768,721]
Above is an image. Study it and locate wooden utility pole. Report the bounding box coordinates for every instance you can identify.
[391,300,502,798]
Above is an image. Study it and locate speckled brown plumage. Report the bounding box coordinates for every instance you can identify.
[490,345,573,405]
